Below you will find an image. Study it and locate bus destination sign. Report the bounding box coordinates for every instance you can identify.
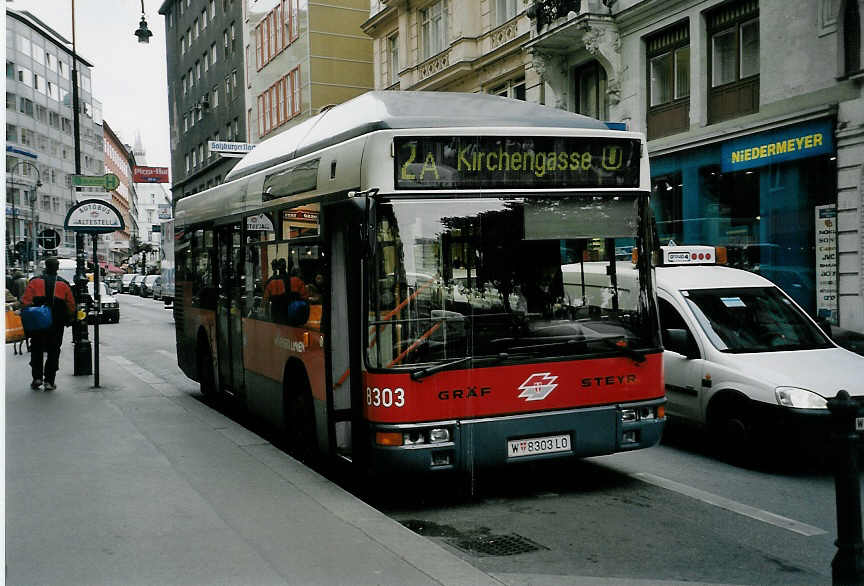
[394,136,641,190]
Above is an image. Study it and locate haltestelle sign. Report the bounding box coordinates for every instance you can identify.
[133,166,170,183]
[65,199,125,234]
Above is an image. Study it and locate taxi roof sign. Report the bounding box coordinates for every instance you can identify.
[660,245,718,266]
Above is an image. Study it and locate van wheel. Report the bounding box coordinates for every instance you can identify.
[197,338,217,399]
[284,379,318,465]
[708,399,755,464]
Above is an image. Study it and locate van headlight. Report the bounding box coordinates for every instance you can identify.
[775,387,828,409]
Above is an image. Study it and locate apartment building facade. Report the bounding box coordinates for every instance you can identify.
[364,0,864,332]
[246,0,373,144]
[362,0,534,98]
[6,9,105,265]
[159,0,248,202]
[102,121,136,267]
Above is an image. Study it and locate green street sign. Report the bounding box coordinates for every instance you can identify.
[72,173,120,191]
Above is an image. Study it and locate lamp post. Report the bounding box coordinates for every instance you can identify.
[70,0,92,375]
[134,0,153,43]
[8,160,42,270]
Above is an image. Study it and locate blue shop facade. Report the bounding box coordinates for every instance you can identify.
[649,117,838,321]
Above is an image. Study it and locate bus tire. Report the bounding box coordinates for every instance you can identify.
[283,365,318,465]
[197,334,217,399]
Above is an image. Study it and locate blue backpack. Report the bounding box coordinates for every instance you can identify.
[20,277,55,333]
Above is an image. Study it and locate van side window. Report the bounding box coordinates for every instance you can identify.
[659,297,698,355]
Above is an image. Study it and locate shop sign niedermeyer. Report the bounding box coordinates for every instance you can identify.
[815,204,838,325]
[721,119,834,173]
[64,199,126,389]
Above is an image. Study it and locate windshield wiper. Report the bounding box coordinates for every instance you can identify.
[411,353,508,381]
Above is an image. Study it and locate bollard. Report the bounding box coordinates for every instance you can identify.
[828,389,864,586]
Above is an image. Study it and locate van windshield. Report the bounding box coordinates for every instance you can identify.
[683,287,833,353]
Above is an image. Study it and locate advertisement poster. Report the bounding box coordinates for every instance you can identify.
[815,204,838,325]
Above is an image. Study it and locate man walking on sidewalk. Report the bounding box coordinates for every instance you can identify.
[20,258,76,391]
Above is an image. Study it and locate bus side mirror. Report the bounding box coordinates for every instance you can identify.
[664,328,699,359]
[349,188,379,258]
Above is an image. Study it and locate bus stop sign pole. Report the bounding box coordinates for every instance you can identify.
[92,235,100,388]
[64,199,124,389]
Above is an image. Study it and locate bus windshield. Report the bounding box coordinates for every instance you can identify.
[367,195,655,370]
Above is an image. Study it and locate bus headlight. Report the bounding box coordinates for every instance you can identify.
[775,387,828,409]
[428,428,450,443]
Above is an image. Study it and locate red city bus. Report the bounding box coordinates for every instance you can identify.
[174,92,664,476]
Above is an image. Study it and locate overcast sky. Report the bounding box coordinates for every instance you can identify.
[11,0,171,173]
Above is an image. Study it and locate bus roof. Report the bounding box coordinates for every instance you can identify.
[226,91,610,182]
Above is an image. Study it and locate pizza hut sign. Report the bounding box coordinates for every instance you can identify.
[64,199,125,234]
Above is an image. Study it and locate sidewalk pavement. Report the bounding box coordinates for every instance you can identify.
[5,344,722,586]
[5,343,500,586]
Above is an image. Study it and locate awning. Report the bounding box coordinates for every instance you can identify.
[98,261,125,274]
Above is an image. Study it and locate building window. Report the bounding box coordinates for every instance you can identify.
[6,124,17,142]
[6,61,14,79]
[194,18,199,39]
[574,61,607,120]
[213,86,219,107]
[211,43,218,64]
[646,20,690,140]
[196,60,201,80]
[184,113,189,132]
[387,34,399,86]
[6,93,16,110]
[201,10,207,29]
[186,154,191,172]
[256,1,288,70]
[188,68,194,88]
[225,75,231,99]
[707,0,759,123]
[421,0,447,60]
[204,52,209,72]
[842,0,861,76]
[210,0,216,20]
[489,77,526,100]
[495,0,519,26]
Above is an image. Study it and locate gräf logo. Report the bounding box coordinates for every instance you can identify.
[517,372,559,401]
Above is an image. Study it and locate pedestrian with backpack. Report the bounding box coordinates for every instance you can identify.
[20,258,76,391]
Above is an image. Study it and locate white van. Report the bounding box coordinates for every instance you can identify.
[564,246,864,457]
[654,246,864,456]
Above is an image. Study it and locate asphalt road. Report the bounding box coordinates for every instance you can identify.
[110,293,848,585]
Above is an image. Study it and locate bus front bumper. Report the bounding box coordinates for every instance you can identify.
[367,399,666,475]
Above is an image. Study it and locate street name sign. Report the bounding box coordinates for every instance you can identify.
[208,140,255,158]
[72,173,121,191]
[64,199,125,234]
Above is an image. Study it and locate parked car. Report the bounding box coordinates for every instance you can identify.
[128,274,145,295]
[121,274,136,293]
[152,276,163,300]
[139,275,160,298]
[85,281,120,324]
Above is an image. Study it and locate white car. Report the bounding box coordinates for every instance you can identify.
[654,246,864,457]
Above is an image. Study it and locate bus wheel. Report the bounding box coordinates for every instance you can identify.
[197,337,217,399]
[284,379,318,465]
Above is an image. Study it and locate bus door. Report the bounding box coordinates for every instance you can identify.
[215,223,245,395]
[327,218,356,460]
